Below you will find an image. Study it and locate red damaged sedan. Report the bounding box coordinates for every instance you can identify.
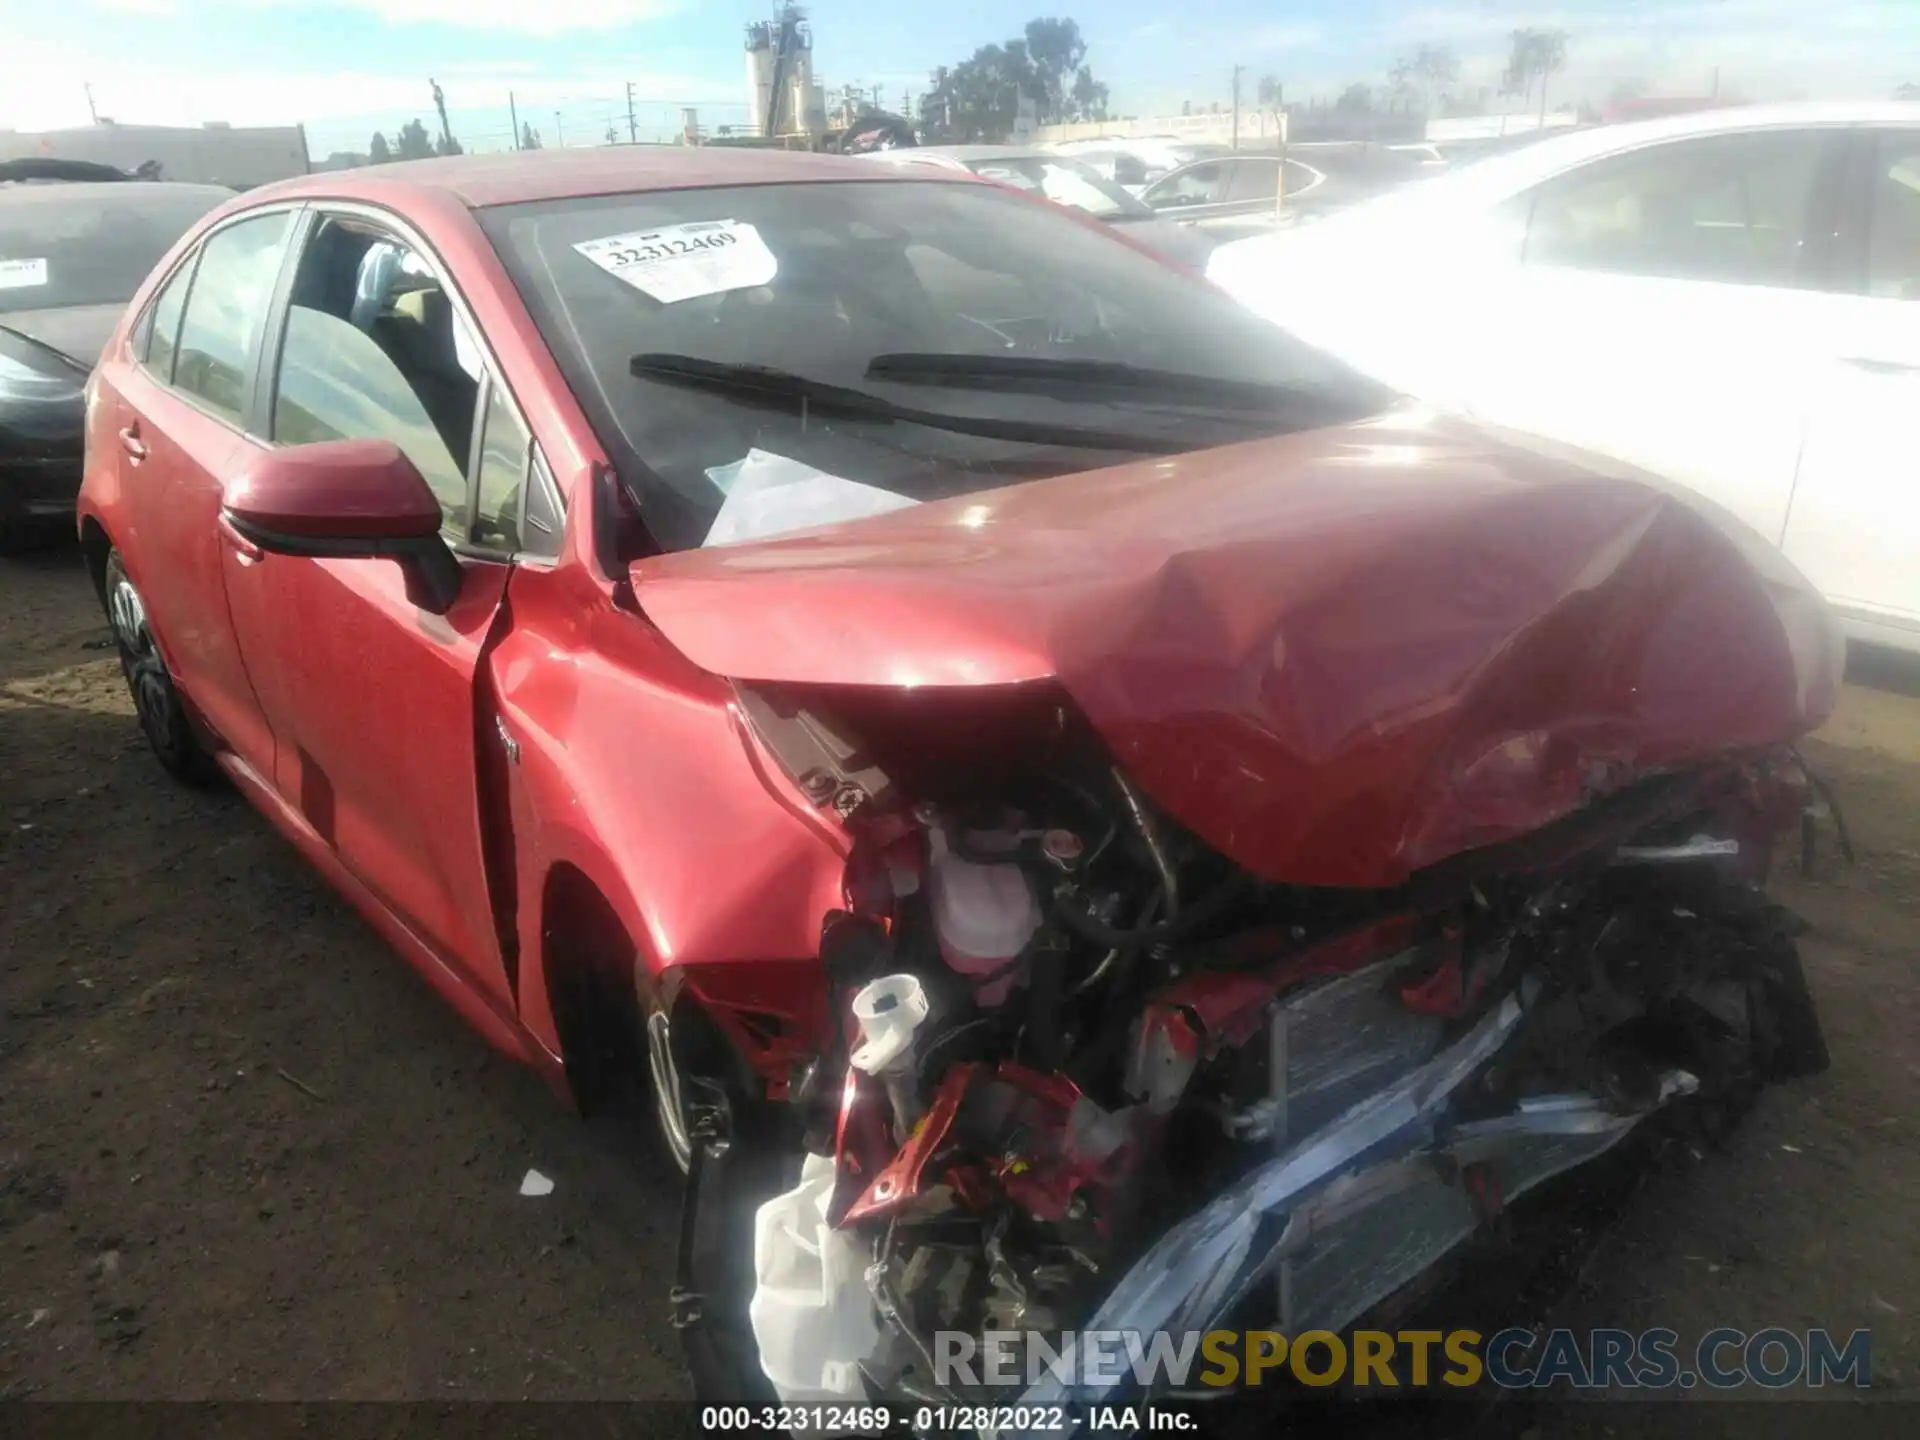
[79,148,1838,1413]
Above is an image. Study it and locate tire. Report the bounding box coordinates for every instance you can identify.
[643,995,800,1403]
[102,550,219,785]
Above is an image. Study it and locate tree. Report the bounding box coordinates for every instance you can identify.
[395,118,435,160]
[1502,29,1569,126]
[434,134,464,157]
[1898,81,1920,100]
[1069,66,1109,122]
[1022,17,1086,122]
[1334,82,1374,114]
[368,132,392,164]
[520,122,542,150]
[919,16,1107,142]
[1388,43,1459,113]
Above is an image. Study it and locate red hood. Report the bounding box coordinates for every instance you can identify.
[632,407,1841,889]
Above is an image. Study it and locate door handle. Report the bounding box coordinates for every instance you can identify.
[1842,356,1920,376]
[217,513,262,565]
[118,425,147,461]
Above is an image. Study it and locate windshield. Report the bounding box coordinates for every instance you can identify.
[963,156,1153,220]
[478,178,1390,552]
[0,186,227,315]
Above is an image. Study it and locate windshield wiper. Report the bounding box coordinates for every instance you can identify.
[864,353,1316,412]
[629,353,1191,454]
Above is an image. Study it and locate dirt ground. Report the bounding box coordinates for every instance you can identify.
[2,541,1917,1420]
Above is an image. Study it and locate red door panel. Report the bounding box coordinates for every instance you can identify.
[110,362,277,777]
[221,548,513,1000]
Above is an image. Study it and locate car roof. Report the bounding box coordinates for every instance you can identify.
[0,179,234,208]
[1430,100,1920,195]
[245,145,951,211]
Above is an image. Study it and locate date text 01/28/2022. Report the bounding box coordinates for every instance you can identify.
[698,1405,1094,1433]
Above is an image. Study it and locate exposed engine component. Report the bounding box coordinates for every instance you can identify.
[733,689,1828,1428]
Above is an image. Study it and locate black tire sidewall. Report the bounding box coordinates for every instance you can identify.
[102,550,217,785]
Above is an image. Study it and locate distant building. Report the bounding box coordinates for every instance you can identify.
[312,151,369,173]
[0,121,310,188]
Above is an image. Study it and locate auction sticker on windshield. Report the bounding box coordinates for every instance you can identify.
[0,258,49,290]
[574,220,777,304]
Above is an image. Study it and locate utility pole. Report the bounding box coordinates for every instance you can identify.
[509,91,521,150]
[1231,64,1244,149]
[554,111,564,148]
[84,83,99,123]
[626,81,639,144]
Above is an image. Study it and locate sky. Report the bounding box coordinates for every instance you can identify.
[0,0,1914,159]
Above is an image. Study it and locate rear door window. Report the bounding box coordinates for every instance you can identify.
[1224,159,1283,205]
[1521,130,1834,289]
[172,211,294,423]
[1148,162,1229,209]
[1865,130,1920,300]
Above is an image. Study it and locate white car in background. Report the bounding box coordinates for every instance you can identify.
[1047,137,1232,191]
[855,145,1222,266]
[1207,102,1920,654]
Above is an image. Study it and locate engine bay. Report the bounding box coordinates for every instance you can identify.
[704,683,1830,1425]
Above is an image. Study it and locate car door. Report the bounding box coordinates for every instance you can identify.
[216,207,537,1004]
[105,208,297,776]
[1453,127,1852,546]
[1781,125,1920,647]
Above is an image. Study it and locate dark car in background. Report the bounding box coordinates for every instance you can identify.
[1,165,230,548]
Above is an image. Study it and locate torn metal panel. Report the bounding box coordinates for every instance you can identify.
[633,406,1840,888]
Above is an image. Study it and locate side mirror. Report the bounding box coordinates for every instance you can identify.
[222,438,463,614]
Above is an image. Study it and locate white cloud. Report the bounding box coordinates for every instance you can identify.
[85,0,681,34]
[1,37,728,138]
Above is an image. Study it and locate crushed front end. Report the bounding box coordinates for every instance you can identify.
[733,691,1828,1423]
[632,413,1843,1429]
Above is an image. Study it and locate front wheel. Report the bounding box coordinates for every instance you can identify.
[103,550,218,785]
